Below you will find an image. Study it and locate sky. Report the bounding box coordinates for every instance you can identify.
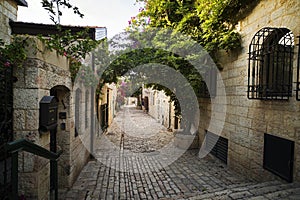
[17,0,143,38]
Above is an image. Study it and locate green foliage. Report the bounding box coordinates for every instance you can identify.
[133,0,260,53]
[0,37,28,69]
[38,28,101,82]
[95,0,260,118]
[39,0,102,83]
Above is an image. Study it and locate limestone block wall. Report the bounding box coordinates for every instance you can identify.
[0,0,17,42]
[198,0,300,182]
[144,88,178,130]
[147,89,158,120]
[70,84,91,185]
[13,37,91,198]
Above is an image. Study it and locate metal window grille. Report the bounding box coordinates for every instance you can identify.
[296,36,300,101]
[205,131,228,164]
[248,27,294,100]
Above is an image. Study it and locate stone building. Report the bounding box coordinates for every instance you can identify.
[0,0,27,42]
[0,1,103,198]
[12,36,96,199]
[143,87,179,131]
[198,0,300,183]
[97,83,117,131]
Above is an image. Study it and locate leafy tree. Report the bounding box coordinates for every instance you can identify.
[93,0,260,131]
[133,0,260,53]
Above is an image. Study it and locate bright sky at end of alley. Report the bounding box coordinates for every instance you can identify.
[17,0,144,38]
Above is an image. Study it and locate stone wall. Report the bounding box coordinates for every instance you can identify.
[198,0,300,182]
[98,84,117,128]
[70,84,91,185]
[13,37,91,199]
[0,0,17,42]
[144,87,178,130]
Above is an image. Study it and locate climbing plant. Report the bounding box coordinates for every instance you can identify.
[39,0,101,82]
[0,37,28,70]
[0,0,101,83]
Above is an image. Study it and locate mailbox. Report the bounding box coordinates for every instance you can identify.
[39,96,58,132]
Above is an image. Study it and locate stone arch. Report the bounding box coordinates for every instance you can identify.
[97,48,203,134]
[50,85,72,188]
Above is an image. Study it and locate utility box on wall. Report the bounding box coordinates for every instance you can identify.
[39,96,58,132]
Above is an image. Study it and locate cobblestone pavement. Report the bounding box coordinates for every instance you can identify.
[61,106,300,200]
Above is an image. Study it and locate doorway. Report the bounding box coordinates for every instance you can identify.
[50,85,71,188]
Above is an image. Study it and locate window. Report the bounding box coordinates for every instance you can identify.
[248,27,294,100]
[85,89,89,129]
[75,88,81,137]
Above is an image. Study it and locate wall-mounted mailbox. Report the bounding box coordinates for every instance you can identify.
[39,96,58,132]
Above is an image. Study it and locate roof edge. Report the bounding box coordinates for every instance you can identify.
[14,0,28,7]
[9,21,98,40]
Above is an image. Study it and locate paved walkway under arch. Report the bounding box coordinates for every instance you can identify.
[61,106,300,200]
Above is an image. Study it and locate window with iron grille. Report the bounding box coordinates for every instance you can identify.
[296,36,300,101]
[248,27,294,100]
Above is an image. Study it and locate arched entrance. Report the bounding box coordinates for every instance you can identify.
[50,85,72,188]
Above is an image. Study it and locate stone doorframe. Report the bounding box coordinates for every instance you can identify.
[50,85,72,188]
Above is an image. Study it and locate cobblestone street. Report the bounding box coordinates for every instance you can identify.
[62,107,300,200]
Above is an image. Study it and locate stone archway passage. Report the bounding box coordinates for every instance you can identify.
[50,85,72,188]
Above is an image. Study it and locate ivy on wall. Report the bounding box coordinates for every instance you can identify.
[0,0,101,85]
[0,37,28,70]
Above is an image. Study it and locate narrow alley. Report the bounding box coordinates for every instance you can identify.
[61,106,300,200]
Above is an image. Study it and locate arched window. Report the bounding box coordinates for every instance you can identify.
[85,89,89,129]
[75,88,82,137]
[248,27,294,100]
